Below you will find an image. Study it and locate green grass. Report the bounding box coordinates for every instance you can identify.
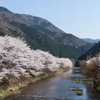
[73,78,93,84]
[54,72,62,75]
[73,79,81,84]
[70,87,83,95]
[82,78,93,83]
[0,96,2,99]
[96,85,100,91]
[0,88,22,99]
[62,67,67,72]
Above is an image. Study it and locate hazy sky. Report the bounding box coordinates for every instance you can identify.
[0,0,100,39]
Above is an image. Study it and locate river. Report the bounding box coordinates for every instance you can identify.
[2,67,100,100]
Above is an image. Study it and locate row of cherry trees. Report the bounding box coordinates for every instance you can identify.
[0,35,73,80]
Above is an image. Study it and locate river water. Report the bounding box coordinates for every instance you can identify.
[2,67,100,100]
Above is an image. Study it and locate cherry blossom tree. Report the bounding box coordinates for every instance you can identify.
[0,35,73,80]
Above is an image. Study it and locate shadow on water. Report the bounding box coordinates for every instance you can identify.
[2,67,100,100]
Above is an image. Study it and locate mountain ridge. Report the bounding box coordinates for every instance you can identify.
[0,6,91,47]
[22,14,64,33]
[0,7,11,12]
[82,38,100,43]
[0,6,94,60]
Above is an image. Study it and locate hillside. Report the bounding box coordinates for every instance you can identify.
[9,22,79,59]
[34,25,90,47]
[22,14,64,33]
[0,7,63,33]
[0,7,91,46]
[0,7,93,60]
[78,41,100,60]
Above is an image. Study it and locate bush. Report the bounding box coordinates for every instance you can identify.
[29,72,36,78]
[79,60,86,69]
[1,77,9,90]
[84,59,100,84]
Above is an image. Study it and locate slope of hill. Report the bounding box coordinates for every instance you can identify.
[34,25,90,47]
[78,41,100,60]
[0,7,63,33]
[9,22,79,59]
[82,38,100,43]
[0,7,11,12]
[0,7,91,47]
[22,14,64,33]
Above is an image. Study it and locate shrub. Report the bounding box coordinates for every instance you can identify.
[84,59,100,84]
[79,60,86,69]
[29,72,36,78]
[1,77,9,90]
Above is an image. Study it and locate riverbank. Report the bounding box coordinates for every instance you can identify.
[78,58,100,93]
[80,68,100,93]
[0,67,70,99]
[2,67,100,100]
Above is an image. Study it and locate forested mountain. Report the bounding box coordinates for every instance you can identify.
[78,41,100,60]
[8,22,79,59]
[34,25,90,47]
[0,7,94,60]
[22,14,64,33]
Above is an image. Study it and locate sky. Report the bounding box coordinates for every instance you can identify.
[0,0,100,39]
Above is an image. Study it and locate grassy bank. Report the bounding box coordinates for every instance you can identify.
[0,67,70,99]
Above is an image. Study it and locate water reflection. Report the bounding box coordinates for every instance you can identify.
[2,67,100,100]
